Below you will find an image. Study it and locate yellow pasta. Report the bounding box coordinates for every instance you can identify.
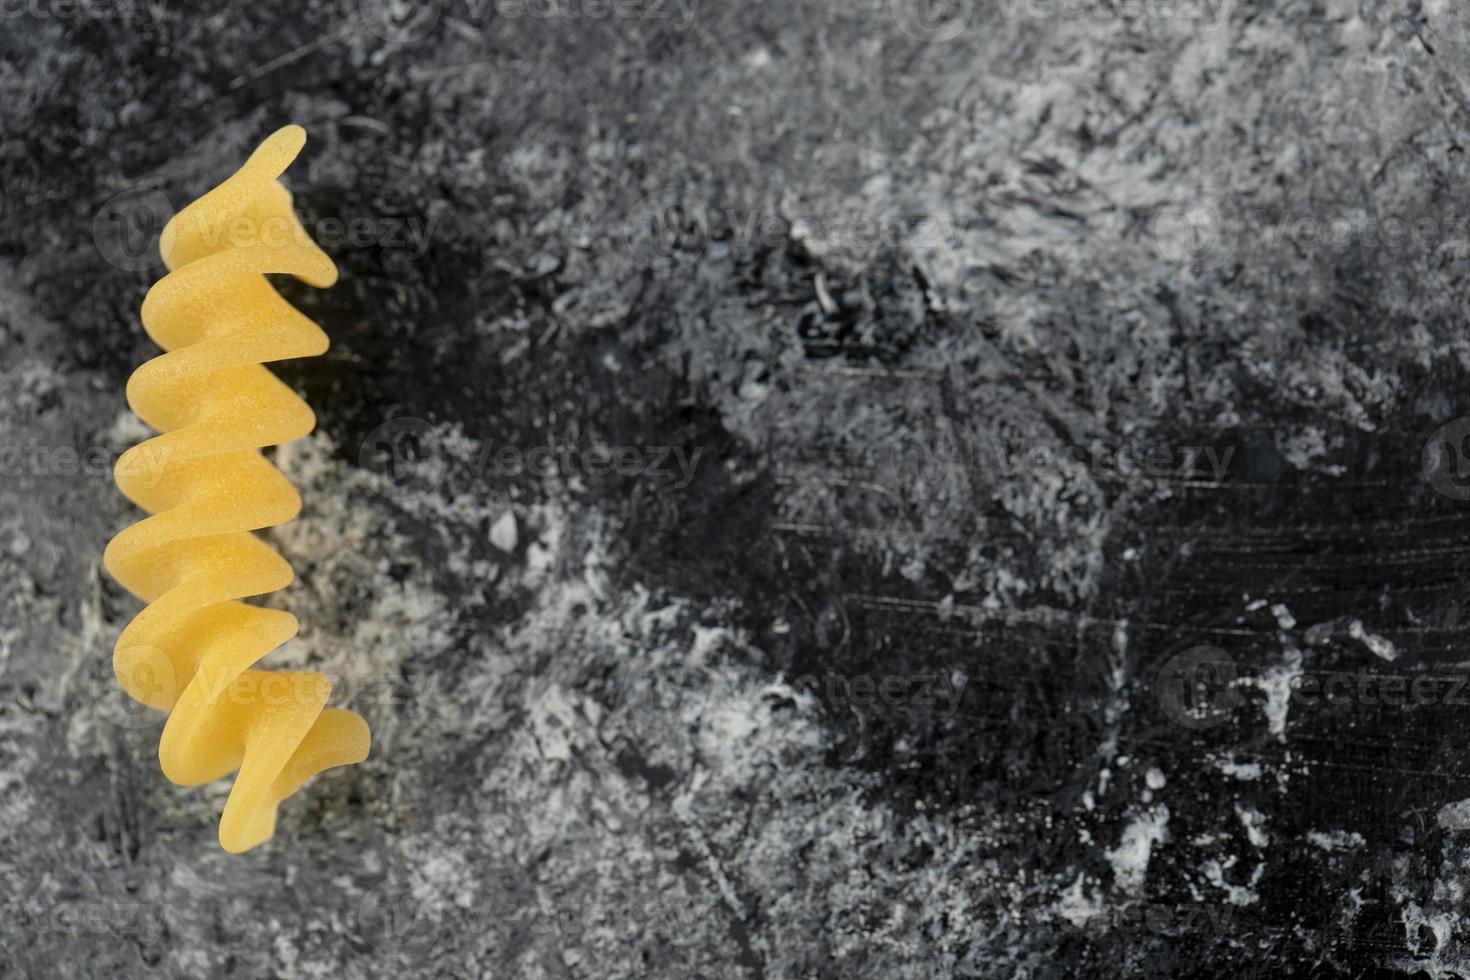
[103,126,369,853]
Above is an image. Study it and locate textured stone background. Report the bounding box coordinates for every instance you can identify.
[10,0,1470,976]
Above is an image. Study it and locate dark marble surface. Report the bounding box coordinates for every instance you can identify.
[8,1,1470,976]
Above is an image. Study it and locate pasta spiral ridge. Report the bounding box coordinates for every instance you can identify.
[103,126,369,853]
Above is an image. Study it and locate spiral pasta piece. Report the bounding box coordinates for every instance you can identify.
[103,126,369,853]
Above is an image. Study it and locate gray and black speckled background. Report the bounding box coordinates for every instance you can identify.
[10,0,1470,976]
